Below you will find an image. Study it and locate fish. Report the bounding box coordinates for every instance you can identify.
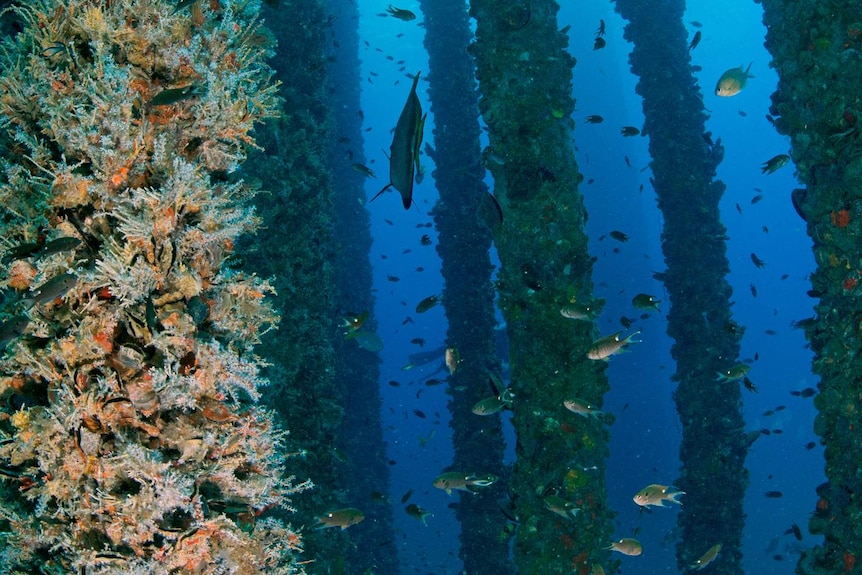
[471,395,507,416]
[593,37,606,50]
[37,236,81,259]
[787,523,803,541]
[22,272,78,308]
[691,543,721,570]
[341,310,368,332]
[715,63,753,97]
[596,19,606,36]
[631,293,661,312]
[689,30,702,50]
[370,72,425,209]
[609,230,629,242]
[633,484,685,508]
[750,252,766,268]
[400,489,414,503]
[405,503,431,525]
[764,490,783,498]
[432,472,498,495]
[344,330,384,352]
[149,84,200,106]
[716,363,750,382]
[415,294,441,313]
[587,330,640,361]
[410,338,426,347]
[420,234,432,246]
[560,299,604,321]
[316,507,365,530]
[0,315,30,349]
[761,153,791,174]
[742,377,758,393]
[791,387,816,398]
[606,538,643,556]
[2,241,42,264]
[444,346,459,374]
[585,115,604,124]
[543,493,580,519]
[563,398,606,420]
[351,163,376,178]
[385,5,416,20]
[620,126,640,137]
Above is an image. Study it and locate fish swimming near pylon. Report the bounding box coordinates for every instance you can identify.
[371,71,426,209]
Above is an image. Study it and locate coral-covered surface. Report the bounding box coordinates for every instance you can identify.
[0,1,309,573]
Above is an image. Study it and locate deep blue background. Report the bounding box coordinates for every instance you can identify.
[352,1,820,572]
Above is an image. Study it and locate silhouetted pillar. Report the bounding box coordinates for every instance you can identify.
[612,0,747,573]
[419,0,511,572]
[469,1,614,572]
[756,2,862,573]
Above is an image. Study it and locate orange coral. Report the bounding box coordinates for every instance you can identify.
[831,209,851,228]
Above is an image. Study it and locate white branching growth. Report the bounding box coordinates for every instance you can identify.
[0,1,308,573]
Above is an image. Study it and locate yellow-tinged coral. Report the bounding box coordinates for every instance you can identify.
[0,1,308,573]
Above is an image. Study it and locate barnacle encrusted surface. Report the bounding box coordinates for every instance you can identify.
[0,1,309,573]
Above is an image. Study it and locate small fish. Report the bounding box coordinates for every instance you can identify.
[563,398,605,420]
[420,234,432,246]
[742,377,758,393]
[410,338,425,347]
[471,395,506,416]
[400,489,414,503]
[689,30,702,50]
[351,163,376,178]
[316,507,365,530]
[587,330,640,361]
[37,236,81,259]
[544,493,580,519]
[620,126,640,137]
[791,387,816,398]
[23,272,78,308]
[764,490,783,498]
[750,283,758,297]
[585,115,604,124]
[444,346,459,374]
[716,363,750,382]
[415,294,441,313]
[607,538,643,556]
[632,293,660,312]
[593,37,606,50]
[633,484,684,508]
[691,543,721,570]
[387,275,400,282]
[750,252,766,268]
[432,472,498,495]
[751,193,764,204]
[412,409,426,419]
[2,241,42,264]
[150,84,200,106]
[0,315,30,349]
[385,5,416,21]
[804,441,816,450]
[761,154,790,174]
[371,491,390,504]
[609,230,629,242]
[560,299,603,321]
[596,19,606,36]
[405,503,431,525]
[341,311,368,332]
[715,63,753,97]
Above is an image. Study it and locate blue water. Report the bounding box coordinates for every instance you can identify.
[354,1,820,573]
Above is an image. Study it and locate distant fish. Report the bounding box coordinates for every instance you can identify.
[316,507,365,530]
[385,5,416,21]
[715,63,753,97]
[689,30,702,50]
[691,543,722,571]
[415,294,441,313]
[351,163,376,178]
[587,330,640,361]
[761,154,790,174]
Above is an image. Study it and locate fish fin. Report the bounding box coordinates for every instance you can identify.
[744,61,754,77]
[370,183,393,203]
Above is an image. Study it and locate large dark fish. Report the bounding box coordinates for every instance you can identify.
[371,72,426,209]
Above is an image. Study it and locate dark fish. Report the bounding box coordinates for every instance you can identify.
[0,315,30,349]
[150,84,199,106]
[415,294,441,313]
[413,409,426,419]
[37,236,81,259]
[387,275,400,282]
[751,194,764,204]
[804,442,816,450]
[750,253,766,268]
[24,273,77,308]
[743,377,758,393]
[750,283,758,297]
[620,126,640,137]
[585,115,604,124]
[593,37,606,50]
[385,5,416,21]
[410,338,426,347]
[791,387,816,398]
[609,230,629,242]
[370,72,425,210]
[764,491,783,498]
[596,19,606,36]
[420,234,432,246]
[400,489,414,503]
[2,241,42,264]
[689,30,702,50]
[351,163,376,178]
